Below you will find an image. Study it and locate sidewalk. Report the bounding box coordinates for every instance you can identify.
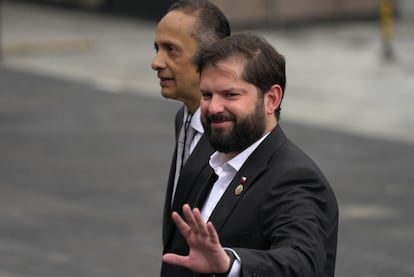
[2,1,414,144]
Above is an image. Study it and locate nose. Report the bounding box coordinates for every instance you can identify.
[206,94,225,114]
[151,52,165,71]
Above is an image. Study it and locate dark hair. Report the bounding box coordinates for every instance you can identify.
[194,32,286,119]
[168,0,231,47]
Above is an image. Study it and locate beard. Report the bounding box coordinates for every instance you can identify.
[203,100,266,154]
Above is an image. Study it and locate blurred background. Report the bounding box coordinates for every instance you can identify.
[1,0,413,276]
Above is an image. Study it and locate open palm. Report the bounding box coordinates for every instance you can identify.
[163,204,230,274]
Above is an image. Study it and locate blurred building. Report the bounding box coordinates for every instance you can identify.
[399,0,414,17]
[212,0,379,27]
[13,0,174,21]
[16,0,414,23]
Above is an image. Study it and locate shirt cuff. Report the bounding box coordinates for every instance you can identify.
[224,248,241,277]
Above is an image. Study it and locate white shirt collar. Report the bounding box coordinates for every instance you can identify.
[191,107,204,135]
[184,106,204,135]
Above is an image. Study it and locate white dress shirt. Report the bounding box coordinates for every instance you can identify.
[201,132,270,277]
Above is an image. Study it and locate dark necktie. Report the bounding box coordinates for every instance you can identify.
[172,111,194,202]
[181,112,194,166]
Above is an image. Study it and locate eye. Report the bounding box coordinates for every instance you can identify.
[201,91,212,100]
[225,92,239,98]
[166,44,179,56]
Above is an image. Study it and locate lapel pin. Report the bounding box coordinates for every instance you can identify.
[235,184,244,196]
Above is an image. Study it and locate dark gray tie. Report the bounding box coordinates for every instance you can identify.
[172,111,194,201]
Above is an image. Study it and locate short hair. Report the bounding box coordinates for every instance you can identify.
[168,0,231,48]
[194,32,286,119]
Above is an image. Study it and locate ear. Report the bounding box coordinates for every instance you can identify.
[264,84,283,115]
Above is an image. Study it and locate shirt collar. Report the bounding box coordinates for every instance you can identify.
[191,108,204,134]
[210,132,270,172]
[184,106,204,135]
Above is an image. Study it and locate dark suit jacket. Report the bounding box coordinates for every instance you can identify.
[163,125,338,277]
[161,106,215,277]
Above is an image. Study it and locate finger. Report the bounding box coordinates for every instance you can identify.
[171,211,192,237]
[182,204,199,233]
[163,253,189,268]
[192,207,209,236]
[206,221,221,245]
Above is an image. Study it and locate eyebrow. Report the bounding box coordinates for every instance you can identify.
[156,37,180,48]
[201,87,248,95]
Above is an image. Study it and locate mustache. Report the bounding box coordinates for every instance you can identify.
[206,113,236,123]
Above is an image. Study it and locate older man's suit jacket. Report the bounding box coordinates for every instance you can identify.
[160,106,215,277]
[162,125,338,277]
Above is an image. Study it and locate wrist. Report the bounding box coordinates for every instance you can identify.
[213,249,236,277]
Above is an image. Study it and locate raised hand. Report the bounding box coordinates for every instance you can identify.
[162,204,230,274]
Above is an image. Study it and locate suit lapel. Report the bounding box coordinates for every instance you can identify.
[162,107,184,246]
[208,126,287,233]
[165,134,214,248]
[162,145,178,246]
[171,135,214,212]
[207,163,266,233]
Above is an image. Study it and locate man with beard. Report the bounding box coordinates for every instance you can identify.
[162,33,339,277]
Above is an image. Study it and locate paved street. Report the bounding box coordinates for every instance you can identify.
[1,1,414,277]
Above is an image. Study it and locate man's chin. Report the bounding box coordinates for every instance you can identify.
[211,127,229,137]
[210,130,233,145]
[160,89,177,100]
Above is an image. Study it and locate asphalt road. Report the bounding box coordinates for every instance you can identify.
[1,66,414,277]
